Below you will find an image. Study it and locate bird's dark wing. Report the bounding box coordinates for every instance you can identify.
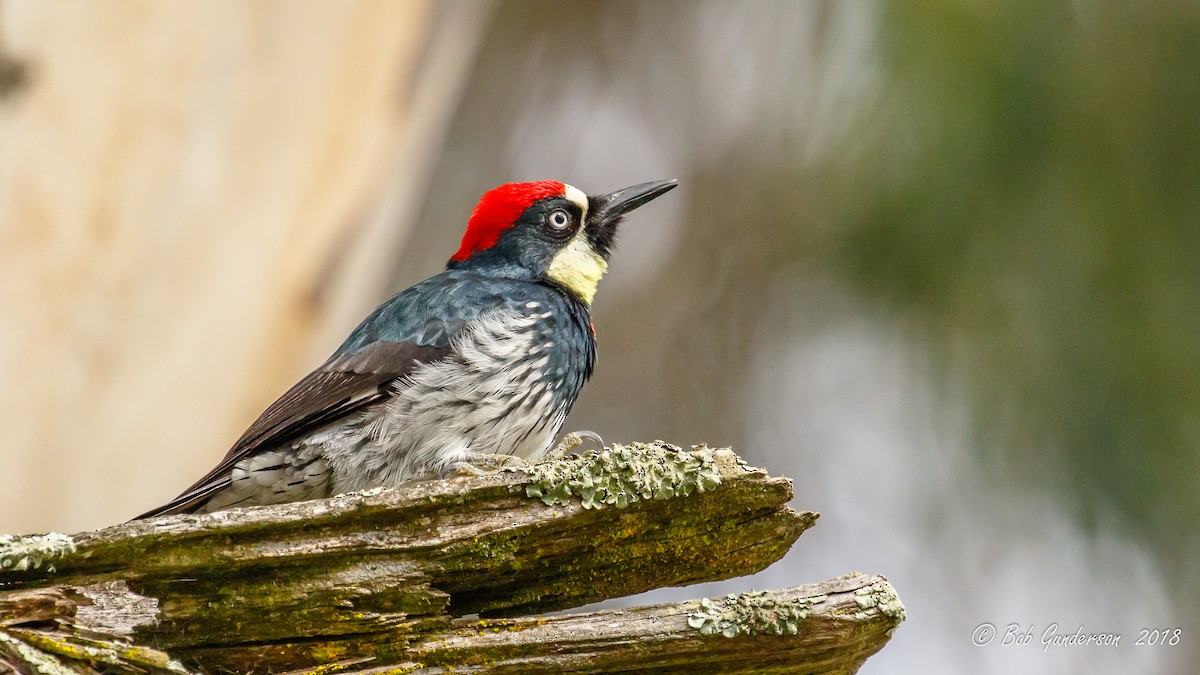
[134,340,446,519]
[230,340,446,457]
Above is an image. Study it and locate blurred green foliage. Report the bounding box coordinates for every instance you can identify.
[836,0,1200,556]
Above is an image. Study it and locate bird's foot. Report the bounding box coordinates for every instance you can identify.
[439,452,528,480]
[544,430,606,461]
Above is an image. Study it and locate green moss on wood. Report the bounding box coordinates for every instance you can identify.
[132,558,450,650]
[513,441,722,509]
[0,630,77,675]
[466,617,547,634]
[5,627,193,674]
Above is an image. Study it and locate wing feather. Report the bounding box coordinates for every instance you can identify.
[134,341,446,518]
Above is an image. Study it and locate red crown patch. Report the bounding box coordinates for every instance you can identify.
[451,181,566,261]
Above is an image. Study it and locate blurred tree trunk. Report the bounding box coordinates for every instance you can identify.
[0,0,491,533]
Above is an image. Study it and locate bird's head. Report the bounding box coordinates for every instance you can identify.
[447,179,677,304]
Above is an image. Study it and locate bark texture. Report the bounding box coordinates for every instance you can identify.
[0,443,902,674]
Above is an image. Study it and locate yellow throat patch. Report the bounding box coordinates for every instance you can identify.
[547,232,607,305]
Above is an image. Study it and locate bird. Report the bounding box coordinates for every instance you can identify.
[135,179,677,518]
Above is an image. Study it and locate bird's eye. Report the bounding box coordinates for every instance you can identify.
[547,209,571,231]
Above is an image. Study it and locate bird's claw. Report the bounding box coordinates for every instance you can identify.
[545,430,606,460]
[573,430,605,451]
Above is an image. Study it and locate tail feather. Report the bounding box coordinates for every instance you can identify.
[130,478,229,520]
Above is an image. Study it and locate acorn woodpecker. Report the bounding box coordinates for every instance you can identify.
[136,179,677,518]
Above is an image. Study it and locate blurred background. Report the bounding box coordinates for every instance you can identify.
[1,1,1196,672]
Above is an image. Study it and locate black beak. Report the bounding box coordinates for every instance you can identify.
[586,179,677,257]
[590,179,678,224]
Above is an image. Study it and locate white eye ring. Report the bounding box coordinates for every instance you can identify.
[548,209,571,230]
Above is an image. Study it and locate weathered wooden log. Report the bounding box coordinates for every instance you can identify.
[0,442,902,674]
[391,572,903,674]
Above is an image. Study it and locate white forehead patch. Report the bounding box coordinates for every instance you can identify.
[563,184,588,217]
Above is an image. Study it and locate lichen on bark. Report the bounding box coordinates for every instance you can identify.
[515,440,722,508]
[0,533,76,572]
[687,589,829,638]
